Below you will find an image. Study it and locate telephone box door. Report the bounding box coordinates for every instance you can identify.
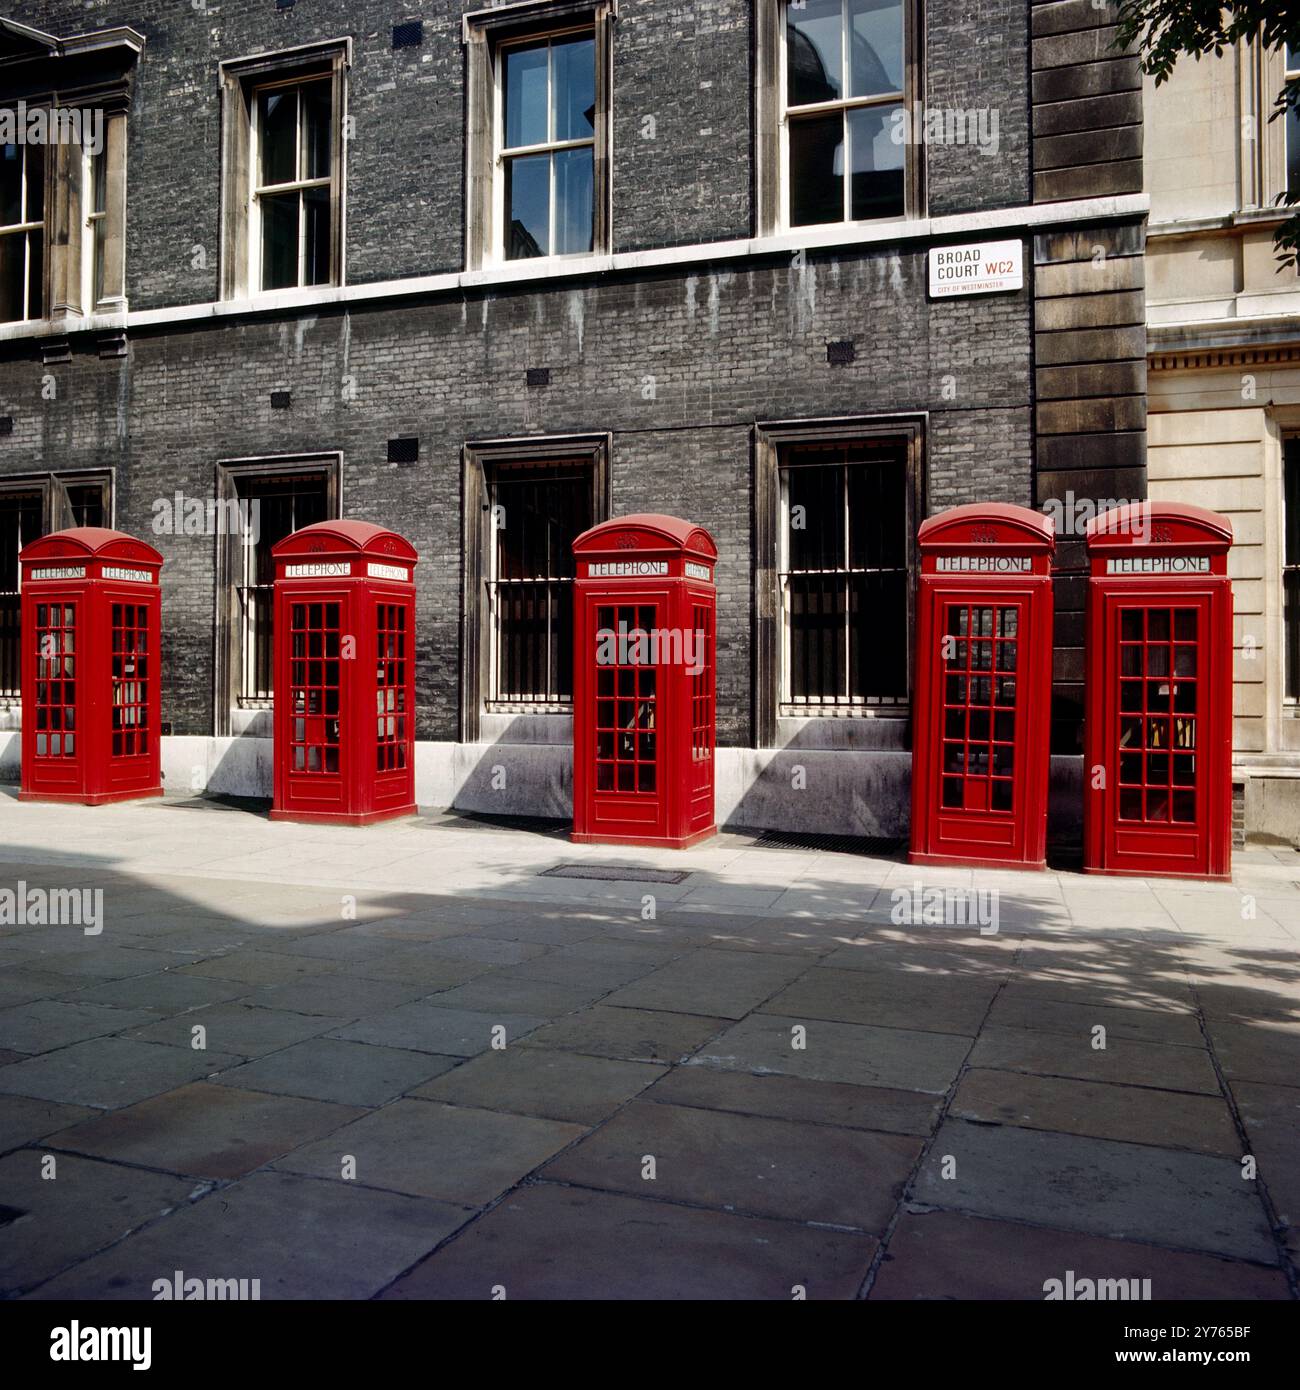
[586,595,667,842]
[31,598,83,795]
[1104,595,1212,877]
[932,596,1026,841]
[283,595,346,812]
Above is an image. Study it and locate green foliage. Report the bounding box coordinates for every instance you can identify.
[1115,1,1300,267]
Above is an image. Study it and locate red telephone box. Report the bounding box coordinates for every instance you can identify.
[19,528,163,805]
[572,514,717,848]
[909,503,1055,869]
[1084,502,1233,880]
[271,520,418,826]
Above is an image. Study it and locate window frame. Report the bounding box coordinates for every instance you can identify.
[754,416,923,746]
[461,433,609,739]
[756,0,923,237]
[212,453,341,734]
[219,41,350,302]
[0,136,48,323]
[464,0,614,272]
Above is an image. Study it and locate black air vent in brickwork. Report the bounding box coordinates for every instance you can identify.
[393,21,424,48]
[270,391,292,410]
[0,417,13,436]
[526,368,551,388]
[826,340,856,366]
[387,436,419,464]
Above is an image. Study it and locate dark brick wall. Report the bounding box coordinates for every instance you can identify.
[0,245,1034,744]
[0,3,1134,759]
[926,0,1032,215]
[3,0,1040,300]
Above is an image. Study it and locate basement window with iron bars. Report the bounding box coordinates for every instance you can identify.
[778,439,910,709]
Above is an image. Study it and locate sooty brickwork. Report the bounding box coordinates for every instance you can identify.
[926,0,1031,216]
[0,246,1033,745]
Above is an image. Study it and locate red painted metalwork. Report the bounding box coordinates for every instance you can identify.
[271,520,418,825]
[19,527,163,805]
[572,514,717,848]
[1084,502,1233,881]
[909,503,1055,869]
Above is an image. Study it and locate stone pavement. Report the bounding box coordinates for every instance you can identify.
[0,789,1298,1300]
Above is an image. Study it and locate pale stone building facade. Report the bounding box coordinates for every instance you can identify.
[1145,39,1300,845]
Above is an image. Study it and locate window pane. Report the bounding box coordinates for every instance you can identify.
[789,112,844,226]
[91,148,108,215]
[786,460,845,571]
[303,185,331,285]
[1289,104,1300,199]
[847,103,905,219]
[1286,442,1300,566]
[0,232,24,321]
[259,89,298,186]
[847,450,906,569]
[787,0,843,106]
[849,0,904,97]
[554,146,593,254]
[301,80,332,181]
[505,153,550,259]
[25,143,43,222]
[552,37,595,141]
[26,229,41,317]
[260,190,299,290]
[0,145,21,225]
[505,44,549,148]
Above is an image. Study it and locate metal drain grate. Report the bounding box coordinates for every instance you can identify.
[541,863,690,885]
[755,829,904,856]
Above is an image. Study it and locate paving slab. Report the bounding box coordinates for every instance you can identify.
[124,1002,348,1059]
[332,1003,547,1056]
[1206,1020,1300,1087]
[544,1100,920,1231]
[419,976,610,1017]
[407,936,549,966]
[987,989,1204,1047]
[643,1065,942,1137]
[0,1150,199,1297]
[27,1170,472,1301]
[379,1183,876,1300]
[950,1068,1241,1156]
[0,1037,240,1109]
[497,939,681,991]
[969,1024,1221,1094]
[914,1120,1276,1263]
[409,1047,662,1124]
[0,968,118,1010]
[176,949,343,987]
[870,1210,1290,1300]
[244,973,432,1018]
[0,1094,97,1152]
[598,948,810,1020]
[350,947,496,988]
[819,938,1017,978]
[214,1038,458,1107]
[44,1080,362,1178]
[16,943,183,982]
[760,967,998,1037]
[521,1005,728,1064]
[60,971,249,1015]
[691,1013,971,1094]
[1229,1080,1300,1257]
[0,1000,158,1054]
[274,1098,585,1205]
